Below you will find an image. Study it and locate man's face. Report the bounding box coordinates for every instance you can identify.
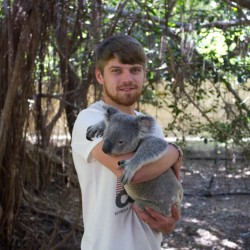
[95,58,146,106]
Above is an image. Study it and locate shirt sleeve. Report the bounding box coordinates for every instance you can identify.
[154,122,165,139]
[71,108,104,163]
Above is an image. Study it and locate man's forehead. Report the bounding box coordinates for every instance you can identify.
[106,58,143,69]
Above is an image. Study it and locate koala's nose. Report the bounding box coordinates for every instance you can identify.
[102,139,112,154]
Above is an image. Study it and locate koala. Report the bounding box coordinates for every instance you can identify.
[86,105,183,217]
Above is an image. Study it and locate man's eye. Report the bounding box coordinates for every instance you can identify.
[131,68,141,73]
[112,69,121,74]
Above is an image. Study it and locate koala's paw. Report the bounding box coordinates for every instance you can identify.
[86,125,104,141]
[118,160,136,185]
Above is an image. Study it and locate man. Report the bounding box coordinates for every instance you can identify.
[71,35,182,250]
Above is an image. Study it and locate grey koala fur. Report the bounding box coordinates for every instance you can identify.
[86,105,183,216]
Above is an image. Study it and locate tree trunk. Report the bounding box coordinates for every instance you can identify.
[0,0,41,245]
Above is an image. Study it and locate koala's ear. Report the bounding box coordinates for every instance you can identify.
[103,105,120,121]
[137,115,155,134]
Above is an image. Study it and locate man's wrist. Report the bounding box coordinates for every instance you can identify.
[168,142,183,164]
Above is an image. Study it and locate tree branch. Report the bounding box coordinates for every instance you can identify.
[176,18,250,30]
[223,80,250,115]
[103,5,250,32]
[228,0,250,10]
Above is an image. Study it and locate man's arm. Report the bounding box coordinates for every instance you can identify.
[91,139,183,234]
[91,141,180,183]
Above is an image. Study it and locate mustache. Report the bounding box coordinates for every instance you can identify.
[118,84,138,89]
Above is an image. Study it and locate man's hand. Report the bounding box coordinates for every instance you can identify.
[133,204,180,234]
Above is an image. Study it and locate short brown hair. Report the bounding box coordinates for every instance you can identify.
[94,35,147,73]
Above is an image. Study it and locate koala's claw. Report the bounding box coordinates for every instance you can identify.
[86,135,93,141]
[86,125,104,141]
[117,160,125,169]
[119,170,133,185]
[117,160,135,185]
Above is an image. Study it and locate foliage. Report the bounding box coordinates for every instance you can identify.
[0,0,249,247]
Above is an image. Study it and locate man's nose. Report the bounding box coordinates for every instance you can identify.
[121,70,133,83]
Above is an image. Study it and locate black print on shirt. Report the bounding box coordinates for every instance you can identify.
[115,180,133,209]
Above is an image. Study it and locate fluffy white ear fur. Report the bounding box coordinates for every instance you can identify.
[137,115,154,135]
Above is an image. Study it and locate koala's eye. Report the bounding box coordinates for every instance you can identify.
[118,140,124,145]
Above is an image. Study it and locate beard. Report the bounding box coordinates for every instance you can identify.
[103,83,142,106]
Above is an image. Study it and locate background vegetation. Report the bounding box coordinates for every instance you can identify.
[0,0,249,248]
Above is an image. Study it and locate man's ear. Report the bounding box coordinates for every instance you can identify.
[95,69,104,85]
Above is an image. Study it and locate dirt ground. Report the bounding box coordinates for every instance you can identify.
[162,158,250,250]
[8,153,250,250]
